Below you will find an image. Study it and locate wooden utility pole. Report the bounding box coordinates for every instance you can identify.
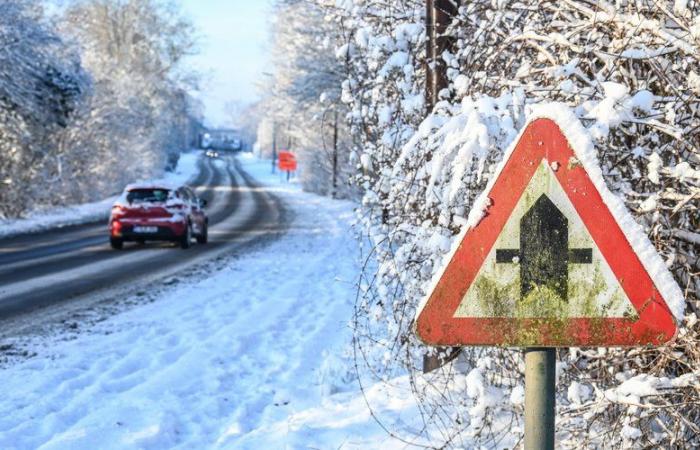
[332,109,339,199]
[426,0,435,109]
[423,0,460,373]
[272,120,277,174]
[425,0,458,111]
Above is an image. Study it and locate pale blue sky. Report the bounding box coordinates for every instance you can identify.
[180,0,271,127]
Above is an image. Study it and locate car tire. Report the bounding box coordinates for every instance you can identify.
[196,224,208,244]
[110,238,124,250]
[180,224,192,249]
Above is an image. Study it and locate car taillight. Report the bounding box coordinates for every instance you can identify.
[111,205,126,218]
[111,219,123,236]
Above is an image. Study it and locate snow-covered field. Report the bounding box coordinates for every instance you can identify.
[0,155,424,449]
[0,152,201,239]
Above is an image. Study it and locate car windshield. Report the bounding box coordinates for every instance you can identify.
[126,189,170,204]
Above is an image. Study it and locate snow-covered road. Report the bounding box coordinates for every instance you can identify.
[0,152,283,318]
[0,156,367,449]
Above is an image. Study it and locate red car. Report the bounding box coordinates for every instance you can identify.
[109,183,209,250]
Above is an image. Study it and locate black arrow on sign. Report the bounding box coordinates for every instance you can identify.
[496,194,592,301]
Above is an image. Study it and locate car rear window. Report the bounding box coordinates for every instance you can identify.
[126,189,170,204]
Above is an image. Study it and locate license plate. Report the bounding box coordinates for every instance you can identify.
[133,226,158,233]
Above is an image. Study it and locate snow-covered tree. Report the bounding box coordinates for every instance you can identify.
[0,0,200,218]
[0,0,88,217]
[55,0,198,198]
[259,0,355,198]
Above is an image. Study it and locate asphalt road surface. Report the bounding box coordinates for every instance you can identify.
[0,154,285,320]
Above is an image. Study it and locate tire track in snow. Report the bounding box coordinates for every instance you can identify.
[0,157,359,449]
[0,154,281,319]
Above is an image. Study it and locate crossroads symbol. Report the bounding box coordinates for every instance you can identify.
[495,194,592,301]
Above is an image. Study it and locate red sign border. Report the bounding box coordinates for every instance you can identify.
[415,118,677,347]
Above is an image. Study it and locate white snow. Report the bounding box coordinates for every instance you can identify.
[673,161,700,182]
[401,93,424,114]
[379,51,409,77]
[639,194,659,212]
[601,81,629,101]
[0,152,201,239]
[630,90,655,113]
[0,155,367,449]
[393,23,423,44]
[567,381,592,405]
[509,385,525,406]
[360,153,373,171]
[674,0,689,16]
[464,194,493,230]
[602,372,698,406]
[688,71,700,94]
[622,424,643,440]
[647,152,663,184]
[615,374,661,397]
[454,74,470,96]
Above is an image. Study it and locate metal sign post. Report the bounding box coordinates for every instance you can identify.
[524,348,555,450]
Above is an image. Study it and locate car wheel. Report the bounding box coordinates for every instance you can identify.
[110,238,124,250]
[196,224,208,244]
[180,223,192,249]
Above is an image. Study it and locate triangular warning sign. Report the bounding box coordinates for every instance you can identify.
[415,116,679,347]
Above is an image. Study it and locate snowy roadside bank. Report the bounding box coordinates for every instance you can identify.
[0,155,369,449]
[0,152,202,239]
[230,157,438,448]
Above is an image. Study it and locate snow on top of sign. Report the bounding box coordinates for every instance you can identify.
[417,103,685,322]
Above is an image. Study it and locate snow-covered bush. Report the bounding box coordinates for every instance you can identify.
[316,0,700,447]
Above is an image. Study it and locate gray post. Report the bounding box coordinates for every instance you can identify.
[524,348,555,450]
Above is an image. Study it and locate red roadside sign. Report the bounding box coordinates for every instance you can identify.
[415,117,679,347]
[278,151,297,172]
